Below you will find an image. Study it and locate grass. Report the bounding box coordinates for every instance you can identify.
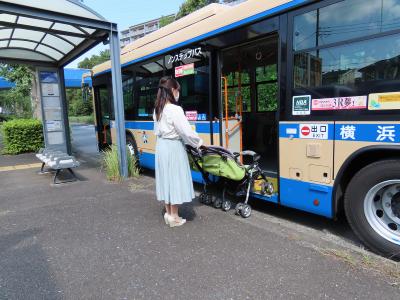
[319,248,400,285]
[102,145,139,181]
[69,115,94,124]
[319,249,357,266]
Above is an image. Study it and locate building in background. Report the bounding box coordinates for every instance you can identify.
[119,1,247,47]
[120,15,175,47]
[222,0,247,5]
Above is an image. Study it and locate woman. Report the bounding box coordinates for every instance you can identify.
[153,76,204,227]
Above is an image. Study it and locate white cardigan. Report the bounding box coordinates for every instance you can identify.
[153,103,203,149]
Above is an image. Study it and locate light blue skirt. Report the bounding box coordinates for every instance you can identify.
[155,137,195,205]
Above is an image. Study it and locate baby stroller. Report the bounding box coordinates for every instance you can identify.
[186,145,274,218]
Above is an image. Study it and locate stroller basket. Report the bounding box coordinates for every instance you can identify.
[186,145,246,182]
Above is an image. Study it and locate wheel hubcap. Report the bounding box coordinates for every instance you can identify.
[243,206,250,215]
[391,193,400,219]
[127,143,135,156]
[364,180,400,245]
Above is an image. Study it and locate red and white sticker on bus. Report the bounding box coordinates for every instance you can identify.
[299,124,328,140]
[185,111,198,121]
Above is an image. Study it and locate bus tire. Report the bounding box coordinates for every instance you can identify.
[126,133,139,163]
[344,160,400,258]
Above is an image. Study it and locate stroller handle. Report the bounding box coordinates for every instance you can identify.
[186,144,203,158]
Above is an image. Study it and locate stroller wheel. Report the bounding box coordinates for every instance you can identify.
[204,193,212,205]
[221,200,232,212]
[235,203,244,215]
[213,198,222,209]
[240,204,252,218]
[198,193,206,204]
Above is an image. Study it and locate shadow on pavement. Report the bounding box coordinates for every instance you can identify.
[0,228,62,300]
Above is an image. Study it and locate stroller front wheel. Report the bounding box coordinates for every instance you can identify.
[198,193,206,204]
[221,200,232,211]
[235,203,244,215]
[240,204,252,218]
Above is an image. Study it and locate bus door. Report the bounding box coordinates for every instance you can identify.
[94,85,112,149]
[221,36,279,175]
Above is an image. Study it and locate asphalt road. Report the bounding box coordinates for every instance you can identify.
[0,155,399,299]
[70,123,99,155]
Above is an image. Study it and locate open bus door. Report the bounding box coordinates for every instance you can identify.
[221,36,279,174]
[93,85,112,150]
[221,36,280,197]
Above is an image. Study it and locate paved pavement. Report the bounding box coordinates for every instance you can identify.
[70,124,99,156]
[0,155,399,299]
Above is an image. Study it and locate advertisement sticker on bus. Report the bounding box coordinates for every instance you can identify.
[368,92,400,110]
[312,96,367,111]
[299,124,328,139]
[292,95,311,115]
[175,63,195,78]
[185,110,198,121]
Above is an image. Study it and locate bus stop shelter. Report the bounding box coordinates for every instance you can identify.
[1,68,92,89]
[0,0,128,177]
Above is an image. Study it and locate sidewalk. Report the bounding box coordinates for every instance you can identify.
[0,161,399,299]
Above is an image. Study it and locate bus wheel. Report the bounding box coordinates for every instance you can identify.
[126,133,140,171]
[344,160,400,258]
[126,133,139,157]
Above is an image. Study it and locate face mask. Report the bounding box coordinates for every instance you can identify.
[174,92,180,102]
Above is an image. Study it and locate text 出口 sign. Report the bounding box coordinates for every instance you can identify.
[299,124,328,140]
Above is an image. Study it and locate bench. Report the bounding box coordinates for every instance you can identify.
[36,148,80,184]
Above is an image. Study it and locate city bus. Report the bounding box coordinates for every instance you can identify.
[91,0,400,257]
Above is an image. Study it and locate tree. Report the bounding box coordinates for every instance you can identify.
[176,0,219,20]
[0,64,38,118]
[66,88,93,116]
[78,49,110,69]
[159,15,176,28]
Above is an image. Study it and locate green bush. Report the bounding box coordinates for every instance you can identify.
[102,145,139,181]
[70,99,93,116]
[69,115,94,124]
[2,119,44,154]
[0,113,13,123]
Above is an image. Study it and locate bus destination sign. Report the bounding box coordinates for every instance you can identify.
[168,47,203,65]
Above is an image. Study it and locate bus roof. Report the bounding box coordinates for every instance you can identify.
[92,0,305,76]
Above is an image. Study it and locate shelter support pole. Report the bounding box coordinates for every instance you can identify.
[110,29,128,178]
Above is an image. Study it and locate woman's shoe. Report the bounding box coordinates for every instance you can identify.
[169,217,186,228]
[164,213,173,225]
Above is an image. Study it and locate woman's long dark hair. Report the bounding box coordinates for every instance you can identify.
[154,76,180,121]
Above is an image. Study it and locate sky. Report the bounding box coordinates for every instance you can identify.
[67,0,186,68]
